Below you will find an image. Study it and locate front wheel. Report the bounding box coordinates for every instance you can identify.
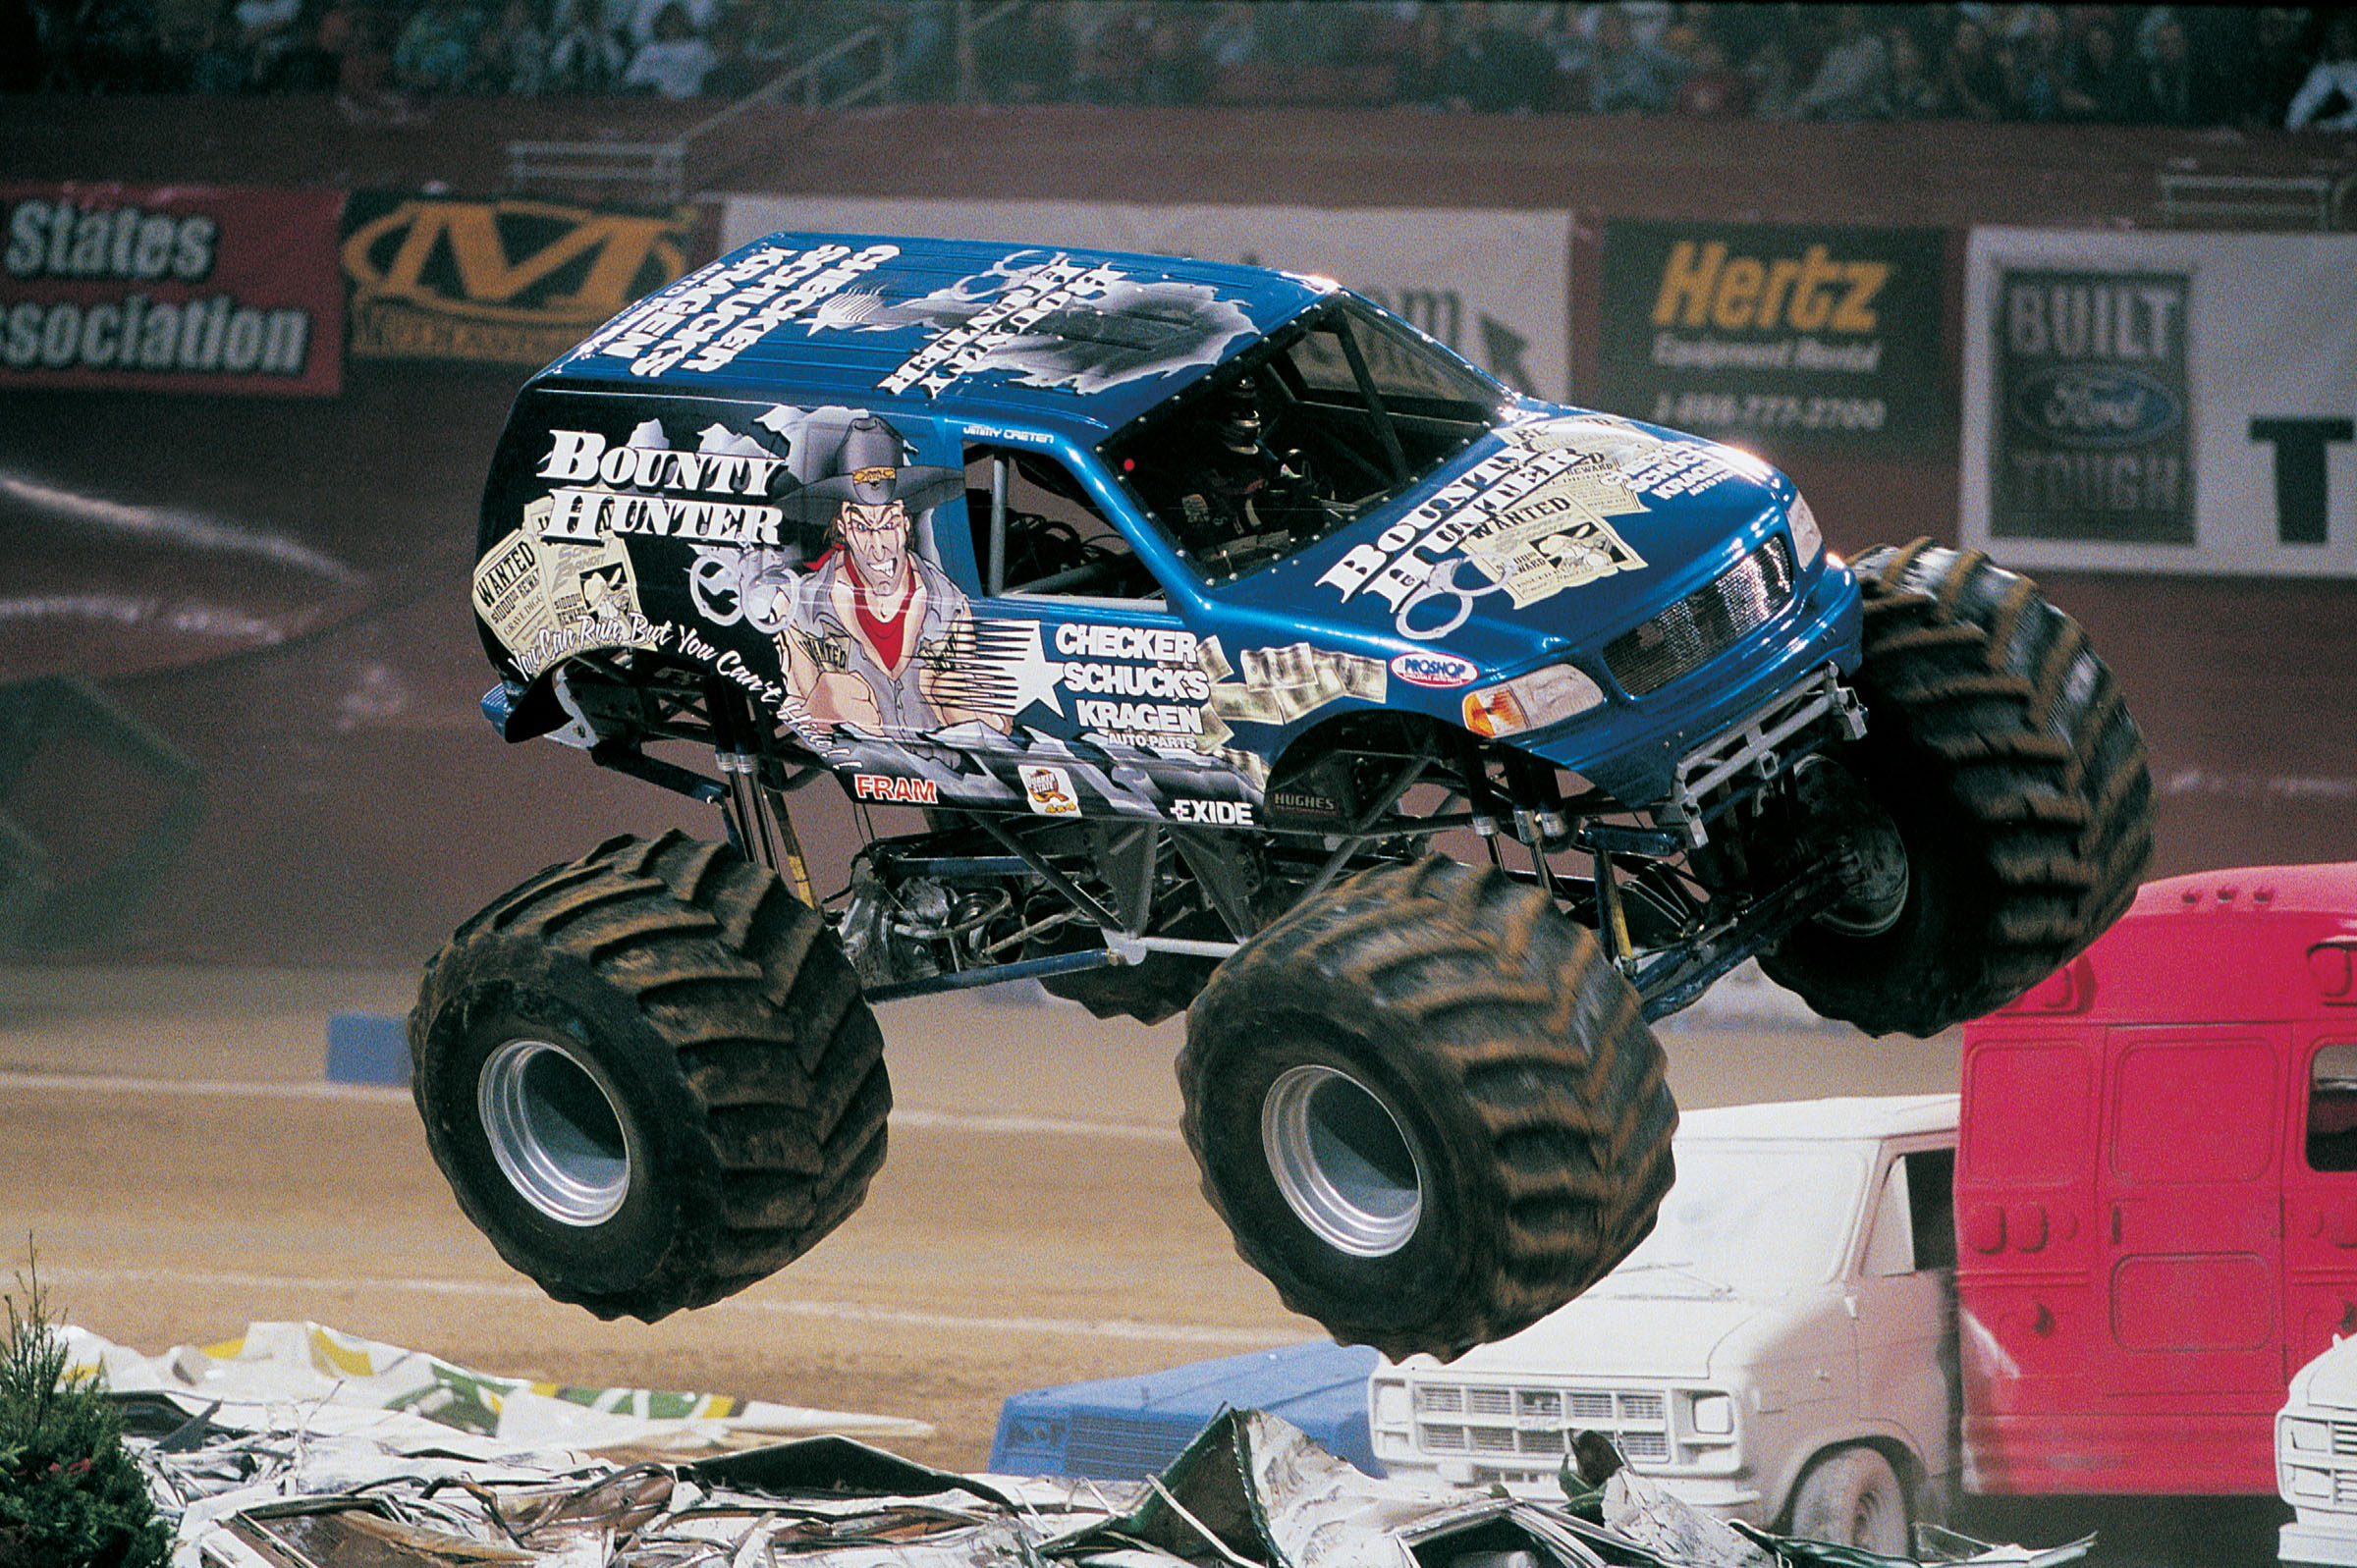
[1178,857,1677,1362]
[410,831,889,1322]
[1762,540,2155,1037]
[1787,1444,1911,1556]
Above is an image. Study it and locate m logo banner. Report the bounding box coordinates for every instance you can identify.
[341,193,706,365]
[2,183,345,396]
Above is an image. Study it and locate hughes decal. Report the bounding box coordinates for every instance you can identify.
[2,185,344,395]
[342,193,700,365]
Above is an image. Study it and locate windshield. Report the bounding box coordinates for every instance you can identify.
[1586,1141,1869,1298]
[1100,294,1508,585]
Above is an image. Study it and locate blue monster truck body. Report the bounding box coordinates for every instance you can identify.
[417,235,2153,1360]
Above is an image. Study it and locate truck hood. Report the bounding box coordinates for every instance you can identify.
[2292,1334,2357,1411]
[1418,1290,1768,1382]
[1281,411,1798,675]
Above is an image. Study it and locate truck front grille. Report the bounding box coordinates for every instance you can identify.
[1604,536,1795,697]
[1413,1381,1672,1467]
[1064,1411,1209,1479]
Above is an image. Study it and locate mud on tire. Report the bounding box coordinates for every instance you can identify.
[1178,856,1677,1362]
[410,830,888,1323]
[1762,539,2155,1038]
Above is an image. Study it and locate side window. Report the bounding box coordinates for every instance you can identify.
[962,445,1159,603]
[2309,1041,2357,1172]
[1863,1147,1956,1275]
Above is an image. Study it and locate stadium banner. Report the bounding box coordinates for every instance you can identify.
[341,192,707,366]
[1,183,345,397]
[721,196,1572,402]
[1596,219,1947,458]
[1964,227,2357,577]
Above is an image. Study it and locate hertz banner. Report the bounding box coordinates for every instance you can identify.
[341,192,706,366]
[1,183,345,397]
[1599,220,1946,458]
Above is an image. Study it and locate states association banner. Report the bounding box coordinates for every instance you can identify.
[720,195,1571,401]
[1964,228,2357,577]
[341,192,707,366]
[1,183,345,397]
[1597,220,1946,457]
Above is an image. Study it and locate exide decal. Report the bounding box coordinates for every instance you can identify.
[1390,651,1481,689]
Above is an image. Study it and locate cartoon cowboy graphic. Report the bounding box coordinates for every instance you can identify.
[779,414,1007,736]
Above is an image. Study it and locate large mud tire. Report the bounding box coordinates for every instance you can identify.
[411,830,888,1323]
[1762,540,2154,1038]
[1178,857,1677,1362]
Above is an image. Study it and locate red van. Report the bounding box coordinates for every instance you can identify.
[1957,861,2357,1495]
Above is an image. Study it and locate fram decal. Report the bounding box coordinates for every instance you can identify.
[1390,651,1481,689]
[852,773,939,805]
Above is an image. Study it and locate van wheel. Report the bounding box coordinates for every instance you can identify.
[1178,857,1677,1362]
[1763,539,2154,1037]
[1789,1445,1910,1556]
[411,831,889,1323]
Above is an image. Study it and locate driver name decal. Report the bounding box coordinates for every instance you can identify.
[879,256,1125,397]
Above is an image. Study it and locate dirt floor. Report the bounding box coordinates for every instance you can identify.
[0,967,2286,1563]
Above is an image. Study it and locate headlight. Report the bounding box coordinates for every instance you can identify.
[1372,1380,1411,1428]
[1689,1392,1735,1435]
[2289,1465,2334,1500]
[1463,664,1605,738]
[1787,493,1824,567]
[2288,1417,2334,1453]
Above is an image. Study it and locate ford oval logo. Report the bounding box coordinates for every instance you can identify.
[2009,366,2182,450]
[1391,651,1481,689]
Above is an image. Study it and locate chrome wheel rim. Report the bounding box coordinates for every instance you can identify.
[477,1037,632,1226]
[1261,1063,1423,1258]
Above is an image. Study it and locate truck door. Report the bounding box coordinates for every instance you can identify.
[2282,1036,2357,1379]
[2100,1026,2286,1405]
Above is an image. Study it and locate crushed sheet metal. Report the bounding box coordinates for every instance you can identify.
[64,1320,931,1453]
[108,1381,2092,1568]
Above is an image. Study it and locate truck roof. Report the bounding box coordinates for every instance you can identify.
[539,231,1335,441]
[1675,1094,1957,1144]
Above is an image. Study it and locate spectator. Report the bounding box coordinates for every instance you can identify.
[2248,7,2320,131]
[971,0,1071,103]
[184,8,251,87]
[1739,28,1803,120]
[1070,1,1150,104]
[2059,13,2142,123]
[622,0,703,49]
[1570,3,1679,116]
[392,0,482,90]
[2138,13,2197,125]
[2287,9,2357,131]
[1794,3,1889,119]
[621,0,711,95]
[1389,3,1454,109]
[1884,22,1941,119]
[2001,3,2067,121]
[1672,32,1748,118]
[544,0,623,88]
[1937,13,2007,119]
[471,0,546,91]
[232,0,301,82]
[1134,12,1210,105]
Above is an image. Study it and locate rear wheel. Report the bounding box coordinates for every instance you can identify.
[1763,540,2154,1037]
[1179,857,1677,1361]
[411,831,888,1322]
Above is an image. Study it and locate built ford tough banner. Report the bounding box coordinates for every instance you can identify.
[1,183,345,397]
[1963,228,2357,577]
[1598,220,1946,458]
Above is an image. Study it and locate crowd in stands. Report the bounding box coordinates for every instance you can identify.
[5,0,2355,135]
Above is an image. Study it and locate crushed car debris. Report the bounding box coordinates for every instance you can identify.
[80,1340,2091,1568]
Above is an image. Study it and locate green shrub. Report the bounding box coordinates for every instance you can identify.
[0,1254,169,1568]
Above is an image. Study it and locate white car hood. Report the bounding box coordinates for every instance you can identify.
[1424,1290,1767,1382]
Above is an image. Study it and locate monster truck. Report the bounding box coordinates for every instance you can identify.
[411,233,2154,1362]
